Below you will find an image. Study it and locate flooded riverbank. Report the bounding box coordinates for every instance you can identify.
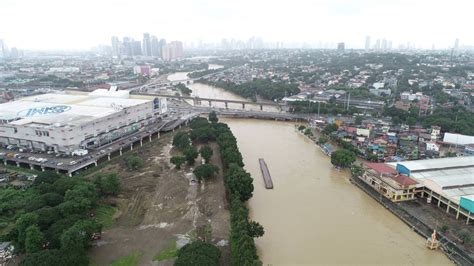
[223,118,451,265]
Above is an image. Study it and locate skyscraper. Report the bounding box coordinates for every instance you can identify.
[161,41,184,61]
[365,36,371,52]
[111,36,120,58]
[151,36,160,57]
[142,33,152,57]
[337,42,345,52]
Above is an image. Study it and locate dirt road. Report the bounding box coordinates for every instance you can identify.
[88,131,230,265]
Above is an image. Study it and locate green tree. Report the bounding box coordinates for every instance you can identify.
[355,116,363,125]
[225,164,254,202]
[94,173,121,196]
[304,128,313,136]
[25,225,44,253]
[20,249,65,266]
[15,213,39,252]
[330,149,356,168]
[174,241,221,266]
[34,171,63,186]
[172,132,191,150]
[170,156,186,169]
[184,147,198,165]
[209,111,218,123]
[193,164,219,181]
[199,146,213,163]
[247,221,265,238]
[317,136,328,144]
[351,164,364,178]
[125,155,144,170]
[322,123,339,135]
[298,125,306,131]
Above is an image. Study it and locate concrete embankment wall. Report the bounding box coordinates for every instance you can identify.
[351,176,474,266]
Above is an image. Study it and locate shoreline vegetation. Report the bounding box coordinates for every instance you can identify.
[198,78,300,102]
[170,111,263,265]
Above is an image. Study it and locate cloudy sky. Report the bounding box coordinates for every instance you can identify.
[0,0,472,50]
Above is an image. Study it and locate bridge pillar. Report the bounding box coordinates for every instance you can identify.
[193,98,199,106]
[16,162,20,167]
[242,103,245,109]
[41,166,45,172]
[4,160,7,166]
[94,161,98,167]
[130,144,133,151]
[149,135,152,142]
[260,105,263,111]
[225,102,228,109]
[30,164,34,170]
[140,139,143,147]
[119,148,122,156]
[108,154,111,161]
[158,133,160,139]
[208,101,212,107]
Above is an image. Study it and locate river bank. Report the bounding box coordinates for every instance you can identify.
[296,123,472,265]
[224,118,451,264]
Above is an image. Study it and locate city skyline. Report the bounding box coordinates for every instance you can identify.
[1,0,473,50]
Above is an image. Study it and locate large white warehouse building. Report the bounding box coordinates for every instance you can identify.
[0,88,167,153]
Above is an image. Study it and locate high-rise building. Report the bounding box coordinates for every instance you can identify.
[337,42,345,52]
[162,41,184,61]
[151,36,160,57]
[132,41,142,56]
[142,33,152,56]
[375,39,381,50]
[365,36,371,52]
[111,36,120,58]
[382,39,387,50]
[121,37,131,57]
[454,38,459,50]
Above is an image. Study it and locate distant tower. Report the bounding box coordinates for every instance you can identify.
[337,42,345,52]
[142,33,152,56]
[111,36,120,58]
[365,36,371,52]
[453,38,460,56]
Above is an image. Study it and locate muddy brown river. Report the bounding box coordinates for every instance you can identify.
[171,77,453,265]
[222,119,452,265]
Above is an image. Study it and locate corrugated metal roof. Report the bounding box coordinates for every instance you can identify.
[397,157,474,172]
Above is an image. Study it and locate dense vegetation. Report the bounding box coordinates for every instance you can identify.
[170,112,262,264]
[330,149,356,168]
[212,116,264,265]
[0,171,120,265]
[174,240,221,266]
[289,100,358,115]
[174,83,192,95]
[201,78,300,101]
[383,104,474,135]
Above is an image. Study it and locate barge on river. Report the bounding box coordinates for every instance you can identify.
[259,158,274,189]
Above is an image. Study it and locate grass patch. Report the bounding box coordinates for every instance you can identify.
[95,204,118,229]
[109,251,141,266]
[153,240,178,262]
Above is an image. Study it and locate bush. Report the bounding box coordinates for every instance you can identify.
[199,146,213,163]
[125,155,144,170]
[170,156,186,169]
[193,164,219,181]
[175,241,221,266]
[172,132,191,150]
[184,147,198,165]
[331,149,356,168]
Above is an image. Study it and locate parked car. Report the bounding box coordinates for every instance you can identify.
[69,161,77,165]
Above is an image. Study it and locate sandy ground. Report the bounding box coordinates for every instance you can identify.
[88,131,230,265]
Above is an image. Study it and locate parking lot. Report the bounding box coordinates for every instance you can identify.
[0,107,199,176]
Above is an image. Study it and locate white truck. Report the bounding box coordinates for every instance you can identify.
[71,149,88,156]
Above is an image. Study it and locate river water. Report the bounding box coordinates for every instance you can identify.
[178,80,452,264]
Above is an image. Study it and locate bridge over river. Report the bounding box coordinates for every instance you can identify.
[135,92,287,111]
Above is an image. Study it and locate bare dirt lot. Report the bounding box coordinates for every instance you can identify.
[88,130,230,265]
